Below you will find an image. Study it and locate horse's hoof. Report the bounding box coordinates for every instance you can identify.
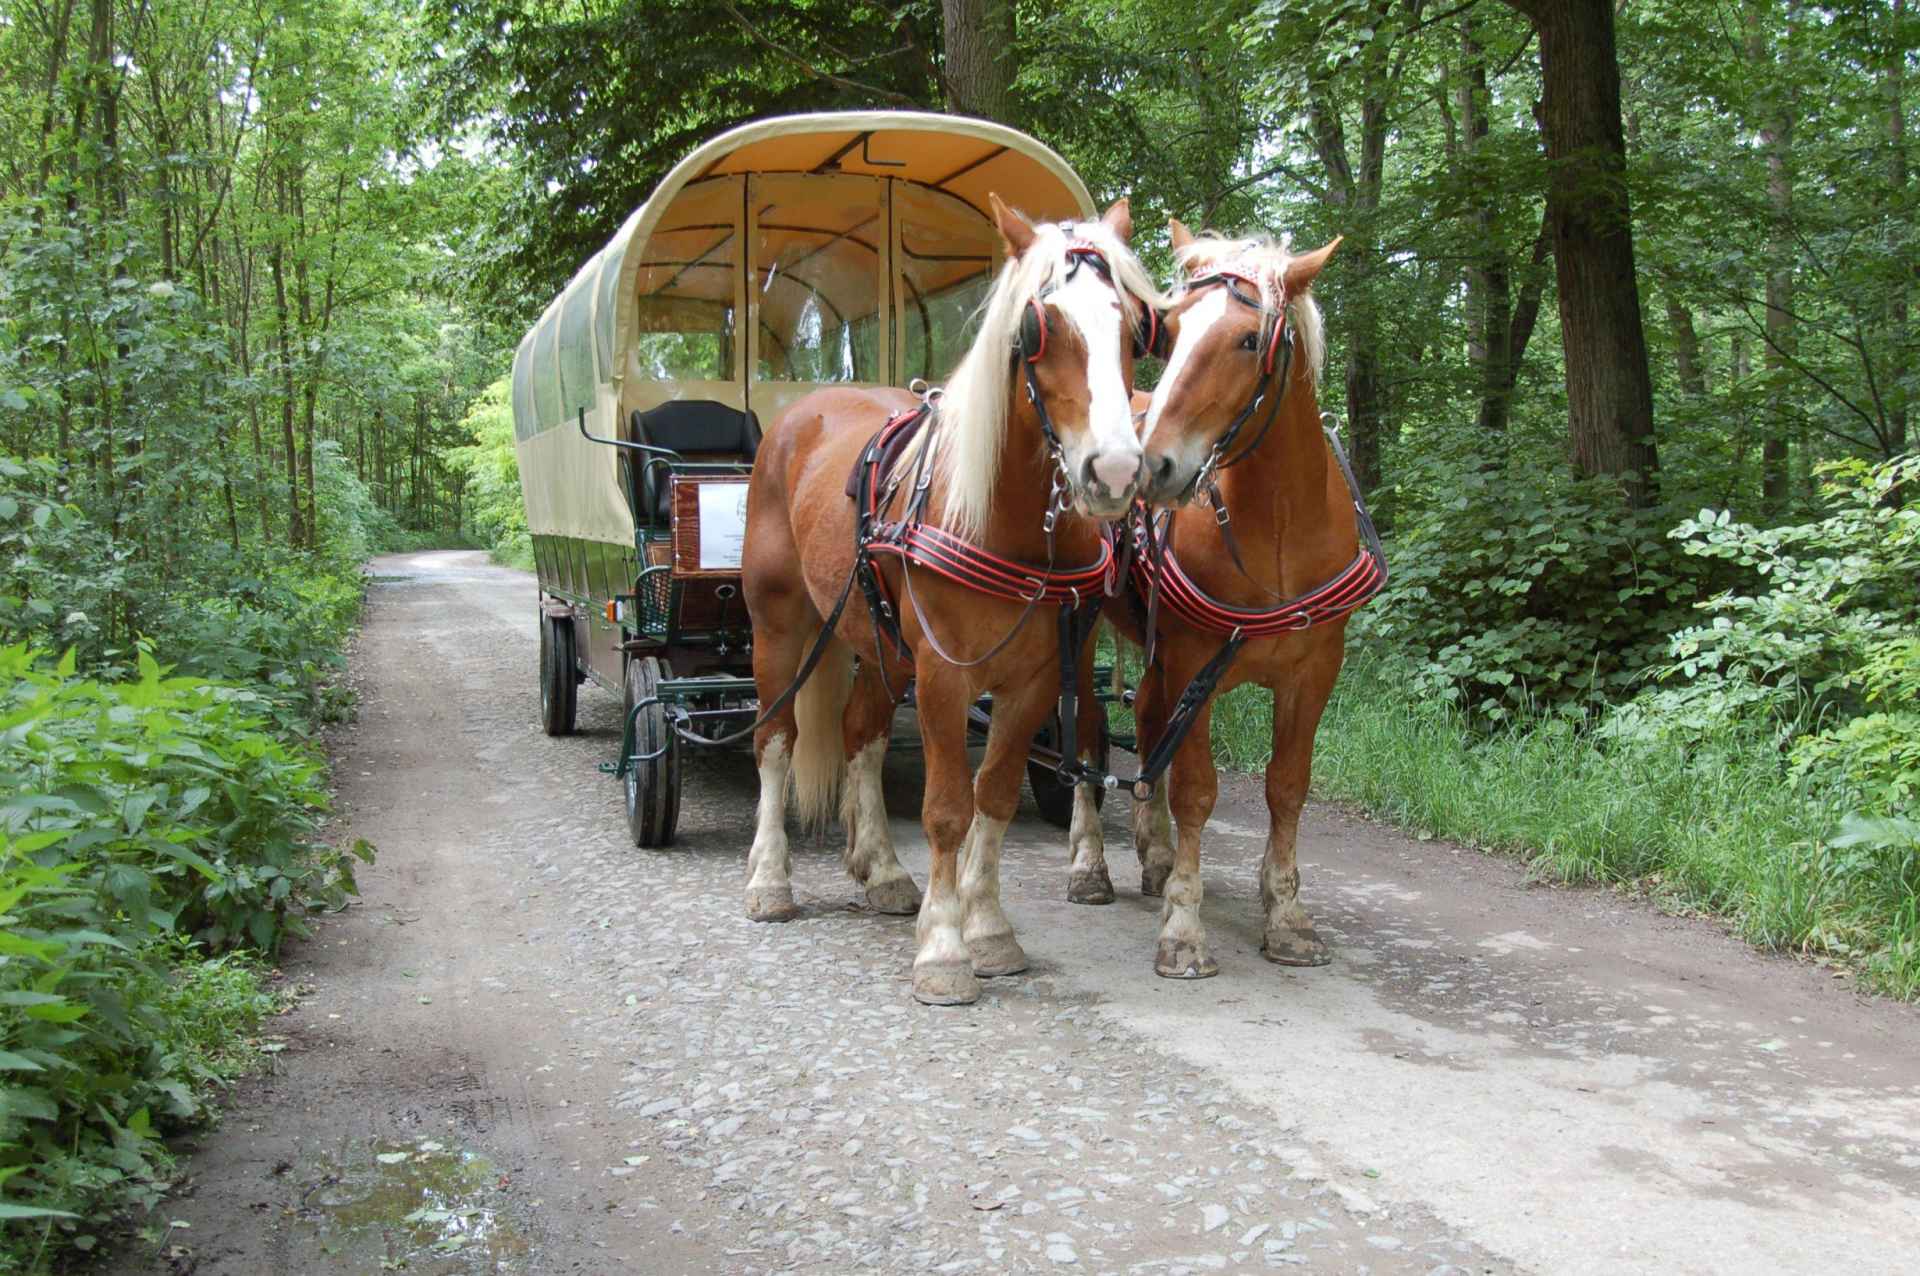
[1262,927,1331,967]
[912,959,981,1006]
[1154,938,1219,980]
[1067,866,1116,906]
[865,875,921,915]
[746,886,799,923]
[968,932,1029,978]
[1140,863,1171,898]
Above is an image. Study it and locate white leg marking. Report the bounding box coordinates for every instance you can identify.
[913,822,975,998]
[843,738,920,913]
[1155,824,1215,979]
[744,736,796,919]
[1135,782,1174,873]
[959,814,1027,976]
[1067,784,1105,878]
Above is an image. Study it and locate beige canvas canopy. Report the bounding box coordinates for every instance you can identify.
[512,111,1097,545]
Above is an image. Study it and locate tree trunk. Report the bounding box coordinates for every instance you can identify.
[1887,0,1909,456]
[1745,1,1795,512]
[269,218,306,549]
[1504,0,1660,508]
[1666,294,1707,396]
[1307,5,1393,497]
[942,0,1015,122]
[34,0,77,201]
[1458,15,1520,443]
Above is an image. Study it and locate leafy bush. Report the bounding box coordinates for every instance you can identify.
[0,645,370,1253]
[1353,463,1719,719]
[0,457,122,656]
[1622,457,1919,762]
[1597,456,1920,986]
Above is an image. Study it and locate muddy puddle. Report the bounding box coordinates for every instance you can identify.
[295,1137,532,1273]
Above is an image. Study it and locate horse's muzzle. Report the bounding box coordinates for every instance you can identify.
[1139,450,1200,508]
[1080,448,1144,514]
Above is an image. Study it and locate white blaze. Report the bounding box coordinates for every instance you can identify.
[1052,268,1138,465]
[1142,288,1230,446]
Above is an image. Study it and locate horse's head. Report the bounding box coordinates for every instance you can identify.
[995,195,1163,519]
[1139,220,1340,507]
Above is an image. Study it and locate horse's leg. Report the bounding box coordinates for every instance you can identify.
[745,633,807,923]
[1259,653,1342,966]
[1131,664,1177,898]
[910,661,982,1005]
[743,507,846,922]
[839,663,920,915]
[1066,663,1115,905]
[961,684,1055,976]
[1156,694,1219,979]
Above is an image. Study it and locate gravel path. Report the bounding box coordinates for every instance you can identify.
[110,551,1920,1276]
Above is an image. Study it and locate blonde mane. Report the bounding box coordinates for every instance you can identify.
[931,216,1163,539]
[1172,232,1326,383]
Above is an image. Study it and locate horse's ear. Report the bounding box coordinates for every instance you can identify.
[1283,237,1342,295]
[1168,218,1196,254]
[989,193,1037,257]
[1100,197,1133,243]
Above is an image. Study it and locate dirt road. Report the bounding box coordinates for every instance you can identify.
[112,550,1920,1275]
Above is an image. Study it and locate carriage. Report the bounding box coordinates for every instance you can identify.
[510,111,1116,847]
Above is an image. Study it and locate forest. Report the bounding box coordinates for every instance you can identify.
[1,0,1914,1266]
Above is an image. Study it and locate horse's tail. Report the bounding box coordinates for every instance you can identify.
[788,632,854,833]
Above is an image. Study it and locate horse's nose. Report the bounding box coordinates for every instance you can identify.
[1144,452,1176,491]
[1085,449,1142,499]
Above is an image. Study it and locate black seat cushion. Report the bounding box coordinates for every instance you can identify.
[626,401,761,523]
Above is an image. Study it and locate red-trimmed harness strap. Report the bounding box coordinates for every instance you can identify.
[1127,422,1388,639]
[1131,535,1384,637]
[853,403,1117,617]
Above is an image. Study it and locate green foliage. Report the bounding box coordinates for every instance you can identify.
[1251,456,1919,995]
[0,649,365,1259]
[421,0,943,311]
[1599,457,1920,956]
[1350,460,1717,720]
[1624,457,1920,750]
[443,378,532,569]
[1210,654,1920,996]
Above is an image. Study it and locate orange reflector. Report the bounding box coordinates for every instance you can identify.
[604,601,617,623]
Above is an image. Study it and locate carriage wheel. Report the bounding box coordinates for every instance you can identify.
[1028,708,1108,830]
[540,612,578,737]
[623,656,682,848]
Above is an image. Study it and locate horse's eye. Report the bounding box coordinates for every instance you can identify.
[1239,332,1260,352]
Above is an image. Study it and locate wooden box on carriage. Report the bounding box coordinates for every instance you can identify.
[668,474,751,579]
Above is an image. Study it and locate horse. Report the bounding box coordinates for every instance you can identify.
[740,196,1163,1006]
[1066,222,1380,980]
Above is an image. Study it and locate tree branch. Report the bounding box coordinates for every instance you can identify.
[718,1,921,108]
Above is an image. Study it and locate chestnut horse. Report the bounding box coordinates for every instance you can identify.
[1068,224,1365,979]
[742,197,1160,1006]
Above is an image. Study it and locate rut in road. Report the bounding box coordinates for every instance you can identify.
[111,552,1920,1276]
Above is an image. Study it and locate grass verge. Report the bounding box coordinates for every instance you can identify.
[1206,658,1920,999]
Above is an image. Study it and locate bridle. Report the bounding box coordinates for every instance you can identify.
[1014,239,1168,480]
[1176,266,1295,508]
